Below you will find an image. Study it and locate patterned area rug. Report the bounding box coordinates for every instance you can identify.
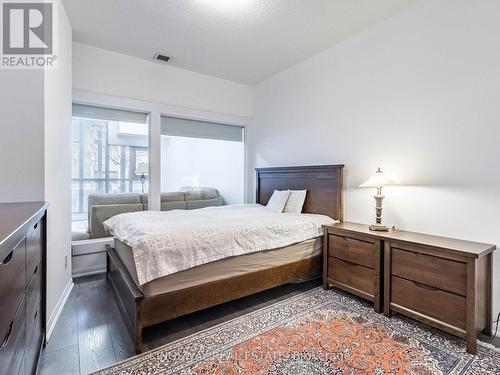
[95,288,500,374]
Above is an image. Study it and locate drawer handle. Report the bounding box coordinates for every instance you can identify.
[34,310,38,322]
[412,280,439,292]
[335,235,373,246]
[33,264,39,276]
[0,321,13,349]
[2,250,13,265]
[34,222,38,230]
[342,259,361,267]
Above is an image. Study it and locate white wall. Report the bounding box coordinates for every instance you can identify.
[250,0,500,316]
[0,70,45,201]
[0,0,73,329]
[73,42,253,118]
[44,0,73,326]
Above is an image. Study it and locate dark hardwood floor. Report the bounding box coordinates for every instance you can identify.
[38,275,321,375]
[38,275,500,375]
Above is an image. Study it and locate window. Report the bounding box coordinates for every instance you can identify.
[160,116,245,204]
[71,104,149,230]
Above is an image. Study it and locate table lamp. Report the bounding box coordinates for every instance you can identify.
[136,162,148,193]
[359,167,393,231]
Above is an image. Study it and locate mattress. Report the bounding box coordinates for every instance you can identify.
[104,204,335,284]
[115,237,323,297]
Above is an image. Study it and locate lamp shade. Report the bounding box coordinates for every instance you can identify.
[359,167,393,188]
[135,162,148,175]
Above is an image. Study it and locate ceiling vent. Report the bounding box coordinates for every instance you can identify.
[153,53,171,63]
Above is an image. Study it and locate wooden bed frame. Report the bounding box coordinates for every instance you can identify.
[106,164,344,353]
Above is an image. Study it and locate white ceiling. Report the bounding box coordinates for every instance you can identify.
[62,0,418,85]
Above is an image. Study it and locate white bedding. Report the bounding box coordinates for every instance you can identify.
[104,204,337,285]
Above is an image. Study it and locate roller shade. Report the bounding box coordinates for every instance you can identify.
[161,116,244,142]
[72,103,149,124]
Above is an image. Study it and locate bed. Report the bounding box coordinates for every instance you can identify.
[106,164,344,353]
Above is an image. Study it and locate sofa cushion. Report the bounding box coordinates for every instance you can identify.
[89,193,142,205]
[88,193,142,224]
[162,192,185,202]
[142,201,188,211]
[90,203,144,238]
[182,187,220,201]
[186,196,224,209]
[141,192,186,203]
[161,201,188,211]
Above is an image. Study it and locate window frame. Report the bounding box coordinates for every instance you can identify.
[71,109,150,220]
[73,91,249,213]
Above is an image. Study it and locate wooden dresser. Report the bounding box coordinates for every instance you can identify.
[323,222,496,354]
[0,202,47,375]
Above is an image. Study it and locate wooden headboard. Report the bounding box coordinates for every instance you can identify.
[255,164,344,221]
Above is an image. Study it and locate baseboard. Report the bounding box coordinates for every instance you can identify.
[46,279,74,342]
[72,267,106,278]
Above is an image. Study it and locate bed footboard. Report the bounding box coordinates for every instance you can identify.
[106,243,322,355]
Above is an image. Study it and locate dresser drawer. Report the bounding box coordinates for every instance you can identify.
[0,297,26,375]
[26,265,41,338]
[392,247,467,296]
[0,238,26,338]
[328,257,375,295]
[26,220,42,286]
[329,234,376,269]
[391,276,466,329]
[26,306,42,375]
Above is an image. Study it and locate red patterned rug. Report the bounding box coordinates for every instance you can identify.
[95,288,500,374]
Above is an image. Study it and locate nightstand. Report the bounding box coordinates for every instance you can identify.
[322,222,383,313]
[322,222,496,354]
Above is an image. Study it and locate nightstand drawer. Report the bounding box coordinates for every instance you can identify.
[328,257,375,295]
[329,234,376,269]
[391,276,466,329]
[392,247,467,296]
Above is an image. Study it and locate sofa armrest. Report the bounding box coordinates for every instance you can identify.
[90,203,144,239]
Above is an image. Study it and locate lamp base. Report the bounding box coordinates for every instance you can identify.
[369,223,389,231]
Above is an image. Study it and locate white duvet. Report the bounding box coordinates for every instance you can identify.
[104,204,337,285]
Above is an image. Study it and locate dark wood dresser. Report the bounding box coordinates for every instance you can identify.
[0,202,47,375]
[323,222,496,354]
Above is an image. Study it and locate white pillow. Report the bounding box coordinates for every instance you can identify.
[283,190,307,213]
[266,190,291,213]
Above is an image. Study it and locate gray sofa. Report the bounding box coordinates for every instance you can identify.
[72,187,223,241]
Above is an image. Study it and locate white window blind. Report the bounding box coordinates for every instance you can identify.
[72,103,149,124]
[161,116,244,142]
